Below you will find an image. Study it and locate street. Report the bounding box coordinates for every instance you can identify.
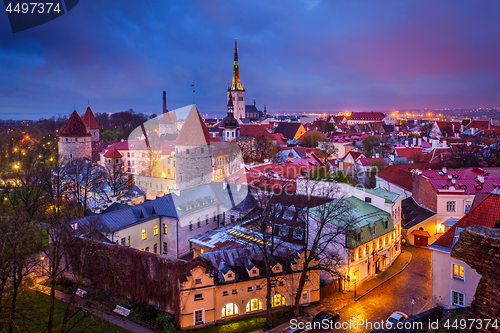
[311,246,432,333]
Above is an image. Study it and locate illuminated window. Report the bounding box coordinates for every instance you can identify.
[358,248,362,258]
[221,303,239,318]
[453,264,465,280]
[163,224,167,234]
[154,225,158,236]
[141,229,146,240]
[121,238,126,245]
[246,298,263,313]
[271,294,286,307]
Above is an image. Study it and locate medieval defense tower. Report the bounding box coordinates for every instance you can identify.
[58,110,92,163]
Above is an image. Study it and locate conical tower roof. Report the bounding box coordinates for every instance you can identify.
[175,105,211,146]
[81,106,99,129]
[60,111,91,137]
[103,147,123,158]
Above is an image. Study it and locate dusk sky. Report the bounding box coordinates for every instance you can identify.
[1,0,500,120]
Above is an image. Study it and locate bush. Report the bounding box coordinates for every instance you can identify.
[135,303,159,322]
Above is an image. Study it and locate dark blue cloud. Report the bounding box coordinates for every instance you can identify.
[1,0,500,120]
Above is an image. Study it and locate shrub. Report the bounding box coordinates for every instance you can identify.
[135,303,159,322]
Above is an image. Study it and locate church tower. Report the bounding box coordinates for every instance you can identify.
[81,106,100,142]
[58,110,92,163]
[219,91,240,141]
[227,38,245,120]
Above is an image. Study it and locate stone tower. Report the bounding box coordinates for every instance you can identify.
[219,91,240,141]
[227,38,245,120]
[81,106,100,142]
[174,105,213,190]
[58,110,92,163]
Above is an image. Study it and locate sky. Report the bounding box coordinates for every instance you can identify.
[1,0,500,120]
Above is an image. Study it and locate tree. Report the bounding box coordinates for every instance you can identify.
[291,181,355,316]
[449,138,482,168]
[301,132,324,148]
[104,159,129,197]
[236,136,256,163]
[362,136,380,158]
[66,159,105,214]
[255,136,277,162]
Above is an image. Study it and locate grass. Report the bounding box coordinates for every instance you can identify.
[0,290,132,333]
[185,311,295,333]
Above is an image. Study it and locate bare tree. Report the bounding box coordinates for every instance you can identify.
[66,158,105,214]
[291,180,355,316]
[104,158,129,197]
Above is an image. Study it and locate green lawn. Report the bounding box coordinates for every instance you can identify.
[0,290,131,333]
[184,311,295,333]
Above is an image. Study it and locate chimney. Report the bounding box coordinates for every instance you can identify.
[413,137,417,146]
[442,167,447,174]
[375,153,380,158]
[451,179,456,184]
[448,174,452,180]
[418,138,422,146]
[478,176,484,184]
[163,91,167,114]
[432,139,437,148]
[491,118,495,128]
[461,124,464,133]
[254,99,256,106]
[405,140,409,147]
[443,140,447,147]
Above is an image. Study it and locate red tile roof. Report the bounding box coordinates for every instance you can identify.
[419,168,500,195]
[240,124,275,141]
[394,147,426,160]
[175,105,212,146]
[432,193,500,248]
[103,147,123,158]
[347,112,385,121]
[81,107,99,129]
[343,151,364,160]
[358,157,387,166]
[59,111,91,137]
[376,165,413,191]
[465,120,491,130]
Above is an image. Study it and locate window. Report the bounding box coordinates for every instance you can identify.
[121,237,126,245]
[351,251,355,262]
[189,222,193,231]
[247,287,253,292]
[222,291,228,296]
[154,225,158,236]
[272,294,286,307]
[453,264,465,280]
[163,242,168,254]
[358,248,362,258]
[305,275,310,281]
[186,149,190,154]
[221,303,239,318]
[195,279,202,284]
[365,197,372,203]
[197,219,201,228]
[227,273,233,278]
[194,294,203,301]
[372,225,376,236]
[357,231,362,242]
[153,244,157,253]
[142,229,147,240]
[142,153,145,158]
[201,148,204,154]
[279,281,285,286]
[231,289,237,294]
[266,224,272,233]
[206,215,209,225]
[293,227,304,240]
[194,310,203,325]
[127,236,130,246]
[256,285,262,290]
[384,220,389,229]
[279,225,289,237]
[252,269,257,275]
[271,282,277,287]
[446,201,456,212]
[163,224,167,234]
[465,201,472,213]
[246,298,263,313]
[452,290,465,307]
[145,247,149,252]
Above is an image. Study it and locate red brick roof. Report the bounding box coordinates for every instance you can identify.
[175,105,211,146]
[376,165,413,191]
[103,147,123,158]
[347,112,385,121]
[59,111,91,137]
[81,107,99,129]
[432,193,500,248]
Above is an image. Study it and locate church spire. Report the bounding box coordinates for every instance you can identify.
[231,38,244,91]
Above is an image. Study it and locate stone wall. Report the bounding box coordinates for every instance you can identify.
[412,173,437,212]
[58,136,92,162]
[450,226,500,333]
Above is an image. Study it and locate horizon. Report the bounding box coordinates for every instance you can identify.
[2,1,500,121]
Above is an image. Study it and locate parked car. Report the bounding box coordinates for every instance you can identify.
[386,311,408,327]
[312,311,340,324]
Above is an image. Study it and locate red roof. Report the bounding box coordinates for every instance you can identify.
[358,157,387,166]
[175,105,212,146]
[347,112,385,121]
[376,165,413,191]
[465,120,490,130]
[432,193,500,248]
[343,151,365,160]
[59,111,91,137]
[395,147,427,161]
[419,168,500,195]
[81,107,99,129]
[240,124,275,141]
[103,147,123,158]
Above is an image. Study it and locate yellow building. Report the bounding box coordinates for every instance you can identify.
[179,247,320,329]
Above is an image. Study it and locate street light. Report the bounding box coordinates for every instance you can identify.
[353,275,357,298]
[40,256,45,276]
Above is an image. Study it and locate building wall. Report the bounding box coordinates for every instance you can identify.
[90,128,99,142]
[134,175,171,199]
[228,90,245,120]
[175,145,213,191]
[431,248,481,309]
[180,267,320,329]
[109,217,164,253]
[412,174,437,212]
[435,194,474,224]
[404,215,438,245]
[58,136,92,162]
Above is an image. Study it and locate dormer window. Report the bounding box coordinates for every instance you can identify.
[293,227,304,240]
[252,269,257,275]
[384,219,389,229]
[365,197,372,203]
[227,273,232,278]
[372,224,376,236]
[279,225,289,237]
[273,264,282,273]
[357,231,362,242]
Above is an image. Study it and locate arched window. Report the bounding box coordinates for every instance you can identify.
[221,303,239,319]
[245,298,263,313]
[271,294,286,307]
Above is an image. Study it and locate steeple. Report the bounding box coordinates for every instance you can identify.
[231,38,244,91]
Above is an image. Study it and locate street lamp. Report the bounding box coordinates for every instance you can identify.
[40,256,45,276]
[353,275,357,298]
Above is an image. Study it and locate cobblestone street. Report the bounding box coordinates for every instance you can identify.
[319,246,432,333]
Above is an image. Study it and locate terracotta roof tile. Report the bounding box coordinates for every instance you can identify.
[376,165,413,191]
[103,147,123,158]
[81,107,99,129]
[432,193,500,248]
[59,111,91,137]
[174,105,211,146]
